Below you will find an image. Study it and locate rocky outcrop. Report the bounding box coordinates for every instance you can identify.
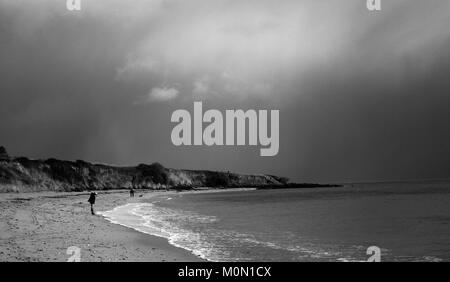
[0,146,9,160]
[0,147,289,193]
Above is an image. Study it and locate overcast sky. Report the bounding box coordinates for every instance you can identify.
[1,0,450,183]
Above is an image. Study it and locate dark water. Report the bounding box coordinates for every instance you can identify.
[100,180,450,261]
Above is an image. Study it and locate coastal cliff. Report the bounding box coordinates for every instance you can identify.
[0,146,291,192]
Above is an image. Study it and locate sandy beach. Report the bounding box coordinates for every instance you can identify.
[0,190,203,262]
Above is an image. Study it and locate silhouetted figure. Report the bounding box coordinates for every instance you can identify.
[88,192,97,215]
[130,188,135,197]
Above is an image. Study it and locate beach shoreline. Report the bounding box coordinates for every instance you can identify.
[0,189,204,262]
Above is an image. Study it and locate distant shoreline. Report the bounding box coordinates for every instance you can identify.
[0,146,339,193]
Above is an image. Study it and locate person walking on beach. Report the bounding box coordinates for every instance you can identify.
[130,188,135,197]
[88,192,97,215]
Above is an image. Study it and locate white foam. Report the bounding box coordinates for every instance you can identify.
[98,202,222,261]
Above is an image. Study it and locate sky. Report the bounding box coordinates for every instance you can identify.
[1,0,450,183]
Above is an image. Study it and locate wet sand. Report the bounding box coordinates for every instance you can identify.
[0,190,203,262]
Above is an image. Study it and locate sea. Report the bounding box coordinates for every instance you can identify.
[99,180,450,262]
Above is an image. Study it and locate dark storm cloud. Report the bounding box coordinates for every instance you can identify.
[0,0,449,182]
